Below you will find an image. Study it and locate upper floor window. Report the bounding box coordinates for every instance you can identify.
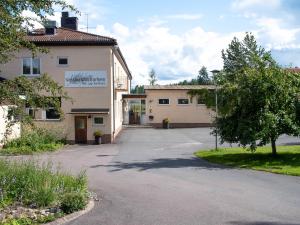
[22,58,40,76]
[158,99,169,105]
[58,57,68,66]
[178,99,189,105]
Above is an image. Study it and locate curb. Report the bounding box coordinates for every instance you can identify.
[45,200,95,225]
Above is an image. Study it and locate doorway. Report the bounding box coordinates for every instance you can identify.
[75,116,87,144]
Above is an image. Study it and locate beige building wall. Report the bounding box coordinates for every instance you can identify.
[145,89,214,127]
[0,106,21,145]
[0,46,130,143]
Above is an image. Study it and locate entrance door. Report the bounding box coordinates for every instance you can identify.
[75,116,87,144]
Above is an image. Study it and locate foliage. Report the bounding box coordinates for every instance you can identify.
[178,66,212,85]
[195,145,300,176]
[187,89,215,109]
[162,118,169,123]
[60,192,88,214]
[148,69,157,85]
[0,74,71,144]
[1,127,65,155]
[131,85,145,94]
[93,130,103,137]
[0,0,76,64]
[215,33,300,155]
[0,160,88,209]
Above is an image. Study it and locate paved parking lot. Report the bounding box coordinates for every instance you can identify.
[36,127,300,225]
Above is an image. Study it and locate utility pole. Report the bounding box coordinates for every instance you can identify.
[211,70,220,151]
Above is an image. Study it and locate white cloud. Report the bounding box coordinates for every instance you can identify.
[232,0,281,10]
[166,14,203,20]
[113,23,130,38]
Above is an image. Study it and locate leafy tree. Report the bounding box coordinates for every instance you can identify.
[197,66,212,85]
[216,33,300,155]
[0,0,74,142]
[148,69,157,85]
[0,0,75,64]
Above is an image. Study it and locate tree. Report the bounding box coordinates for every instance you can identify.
[148,69,157,85]
[0,0,75,64]
[131,85,144,94]
[216,33,300,155]
[197,66,212,85]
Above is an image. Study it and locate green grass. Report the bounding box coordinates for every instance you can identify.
[194,145,300,176]
[0,160,89,224]
[1,128,65,155]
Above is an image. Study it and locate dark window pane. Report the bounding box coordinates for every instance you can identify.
[59,58,68,65]
[94,117,103,124]
[46,109,60,119]
[158,99,169,104]
[178,99,189,104]
[197,97,205,104]
[32,58,40,74]
[23,58,31,74]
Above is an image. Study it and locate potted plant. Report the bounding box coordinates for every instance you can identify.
[162,118,170,129]
[93,130,103,145]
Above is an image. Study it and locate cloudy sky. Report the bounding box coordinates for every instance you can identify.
[48,0,300,85]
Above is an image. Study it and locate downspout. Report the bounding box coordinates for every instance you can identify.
[112,49,116,141]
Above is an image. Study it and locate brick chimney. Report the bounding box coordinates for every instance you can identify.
[44,20,57,35]
[61,11,78,30]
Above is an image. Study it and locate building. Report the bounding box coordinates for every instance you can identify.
[122,85,215,128]
[0,12,131,144]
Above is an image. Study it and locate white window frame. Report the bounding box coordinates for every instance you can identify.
[93,116,104,126]
[22,57,41,76]
[158,98,170,105]
[57,56,69,67]
[177,98,189,105]
[43,108,61,121]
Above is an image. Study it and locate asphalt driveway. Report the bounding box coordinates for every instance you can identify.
[36,127,300,225]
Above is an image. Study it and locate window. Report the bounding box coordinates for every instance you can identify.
[58,57,68,65]
[178,99,189,105]
[46,108,60,120]
[158,99,169,105]
[197,97,205,105]
[93,116,104,125]
[22,58,40,75]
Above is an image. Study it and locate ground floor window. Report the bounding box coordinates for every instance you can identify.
[93,116,104,125]
[178,98,189,104]
[158,99,169,105]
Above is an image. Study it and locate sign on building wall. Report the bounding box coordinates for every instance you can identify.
[65,71,107,87]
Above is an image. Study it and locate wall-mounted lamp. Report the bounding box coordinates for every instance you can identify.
[88,115,92,118]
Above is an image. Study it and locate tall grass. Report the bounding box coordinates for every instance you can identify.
[0,160,88,209]
[2,128,65,155]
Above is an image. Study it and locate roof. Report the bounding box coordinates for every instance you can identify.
[286,68,300,73]
[144,85,215,90]
[26,28,117,46]
[69,108,109,114]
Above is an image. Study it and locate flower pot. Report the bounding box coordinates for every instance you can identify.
[95,136,101,145]
[162,122,169,129]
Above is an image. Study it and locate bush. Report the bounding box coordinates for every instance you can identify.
[2,128,65,155]
[61,192,88,214]
[0,160,88,209]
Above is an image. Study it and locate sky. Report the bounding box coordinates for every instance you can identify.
[44,0,300,85]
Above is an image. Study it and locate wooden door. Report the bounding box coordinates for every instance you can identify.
[75,116,87,144]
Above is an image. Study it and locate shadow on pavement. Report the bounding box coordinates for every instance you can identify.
[90,157,232,172]
[228,221,300,225]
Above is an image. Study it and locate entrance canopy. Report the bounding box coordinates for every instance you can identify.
[69,108,109,114]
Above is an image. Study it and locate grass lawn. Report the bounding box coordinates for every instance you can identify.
[194,145,300,176]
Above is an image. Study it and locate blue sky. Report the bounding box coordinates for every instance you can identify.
[48,0,300,85]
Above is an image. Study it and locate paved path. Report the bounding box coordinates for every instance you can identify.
[34,128,300,225]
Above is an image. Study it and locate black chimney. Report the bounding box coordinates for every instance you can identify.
[44,20,57,35]
[61,11,78,30]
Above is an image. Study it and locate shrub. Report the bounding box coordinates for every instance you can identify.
[60,192,88,214]
[93,130,103,137]
[2,128,65,155]
[0,160,88,209]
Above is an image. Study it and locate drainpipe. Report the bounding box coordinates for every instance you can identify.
[112,49,116,141]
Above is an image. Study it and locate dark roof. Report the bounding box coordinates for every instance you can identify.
[144,85,215,90]
[122,94,147,99]
[26,28,117,46]
[69,108,109,114]
[286,68,300,73]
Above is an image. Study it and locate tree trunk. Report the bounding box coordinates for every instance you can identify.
[271,138,277,156]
